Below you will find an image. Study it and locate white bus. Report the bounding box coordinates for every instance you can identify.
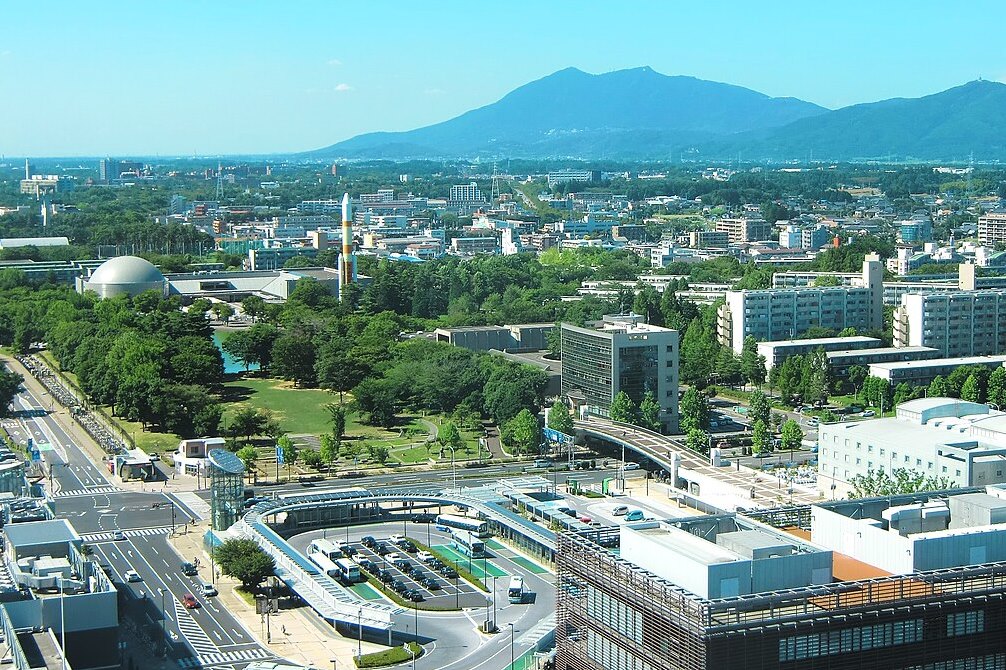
[307,547,341,579]
[507,576,525,604]
[308,538,343,561]
[452,529,486,558]
[436,514,491,538]
[334,558,361,584]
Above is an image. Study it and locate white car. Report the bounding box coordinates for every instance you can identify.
[622,462,640,471]
[385,552,402,563]
[416,551,434,563]
[389,534,405,544]
[861,410,876,418]
[124,570,142,582]
[612,505,629,516]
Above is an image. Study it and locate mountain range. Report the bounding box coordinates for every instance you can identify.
[309,67,1006,161]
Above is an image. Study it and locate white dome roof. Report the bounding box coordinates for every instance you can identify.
[89,256,165,285]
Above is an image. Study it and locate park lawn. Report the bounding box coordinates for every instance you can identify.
[109,415,179,455]
[223,378,336,435]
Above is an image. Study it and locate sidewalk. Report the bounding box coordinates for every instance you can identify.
[169,524,386,669]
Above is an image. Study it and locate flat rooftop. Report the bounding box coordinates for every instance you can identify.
[5,519,79,548]
[870,355,1006,371]
[759,336,880,348]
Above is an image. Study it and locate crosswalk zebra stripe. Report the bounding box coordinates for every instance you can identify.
[52,485,122,498]
[176,647,275,668]
[81,526,172,542]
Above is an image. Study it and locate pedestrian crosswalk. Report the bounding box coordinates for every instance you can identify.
[81,526,172,542]
[52,485,122,498]
[177,646,275,668]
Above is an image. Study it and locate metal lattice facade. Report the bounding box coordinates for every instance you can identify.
[556,528,1006,670]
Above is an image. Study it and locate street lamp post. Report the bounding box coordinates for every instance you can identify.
[508,622,515,670]
[357,607,363,660]
[492,575,497,628]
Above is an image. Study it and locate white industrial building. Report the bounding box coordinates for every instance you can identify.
[818,398,1006,496]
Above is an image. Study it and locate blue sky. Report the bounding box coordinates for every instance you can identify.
[4,1,1006,156]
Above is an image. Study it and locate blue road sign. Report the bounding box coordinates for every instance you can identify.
[543,427,574,445]
[275,445,285,464]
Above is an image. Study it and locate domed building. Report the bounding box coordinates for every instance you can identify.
[76,255,168,298]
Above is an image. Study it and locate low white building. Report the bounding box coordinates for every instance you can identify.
[174,437,226,477]
[818,398,1006,496]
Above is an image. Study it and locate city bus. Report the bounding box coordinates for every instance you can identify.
[451,529,486,558]
[307,546,341,579]
[436,514,491,538]
[308,538,343,561]
[507,576,525,604]
[334,557,361,584]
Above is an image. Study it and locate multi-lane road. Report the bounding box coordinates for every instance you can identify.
[4,371,279,670]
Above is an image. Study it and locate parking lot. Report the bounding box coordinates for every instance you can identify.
[290,522,501,609]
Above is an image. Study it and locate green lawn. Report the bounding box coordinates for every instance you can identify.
[223,378,337,435]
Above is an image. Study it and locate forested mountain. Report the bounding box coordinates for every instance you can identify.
[309,67,827,159]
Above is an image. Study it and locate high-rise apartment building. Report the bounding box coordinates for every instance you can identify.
[449,182,484,203]
[714,217,773,243]
[560,315,678,433]
[893,290,1006,356]
[978,212,1006,247]
[718,254,884,353]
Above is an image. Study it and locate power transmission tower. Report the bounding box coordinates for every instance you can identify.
[216,162,224,201]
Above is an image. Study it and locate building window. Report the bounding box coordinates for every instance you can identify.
[947,610,985,637]
[779,619,923,662]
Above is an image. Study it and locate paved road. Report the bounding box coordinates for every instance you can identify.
[6,378,278,670]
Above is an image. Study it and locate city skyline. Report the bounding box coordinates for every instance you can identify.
[5,0,1006,156]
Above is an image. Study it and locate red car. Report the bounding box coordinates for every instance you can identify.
[579,516,592,524]
[181,593,200,609]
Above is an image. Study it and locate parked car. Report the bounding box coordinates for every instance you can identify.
[358,559,376,573]
[389,534,406,544]
[416,551,434,563]
[422,577,442,590]
[624,510,645,522]
[391,580,408,594]
[374,543,390,556]
[385,552,402,564]
[181,594,200,609]
[404,589,424,602]
[361,536,377,548]
[579,516,592,524]
[400,541,417,554]
[377,569,394,583]
[557,507,577,517]
[612,506,629,516]
[439,566,458,578]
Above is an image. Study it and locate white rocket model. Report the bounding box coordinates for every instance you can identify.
[338,192,356,296]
